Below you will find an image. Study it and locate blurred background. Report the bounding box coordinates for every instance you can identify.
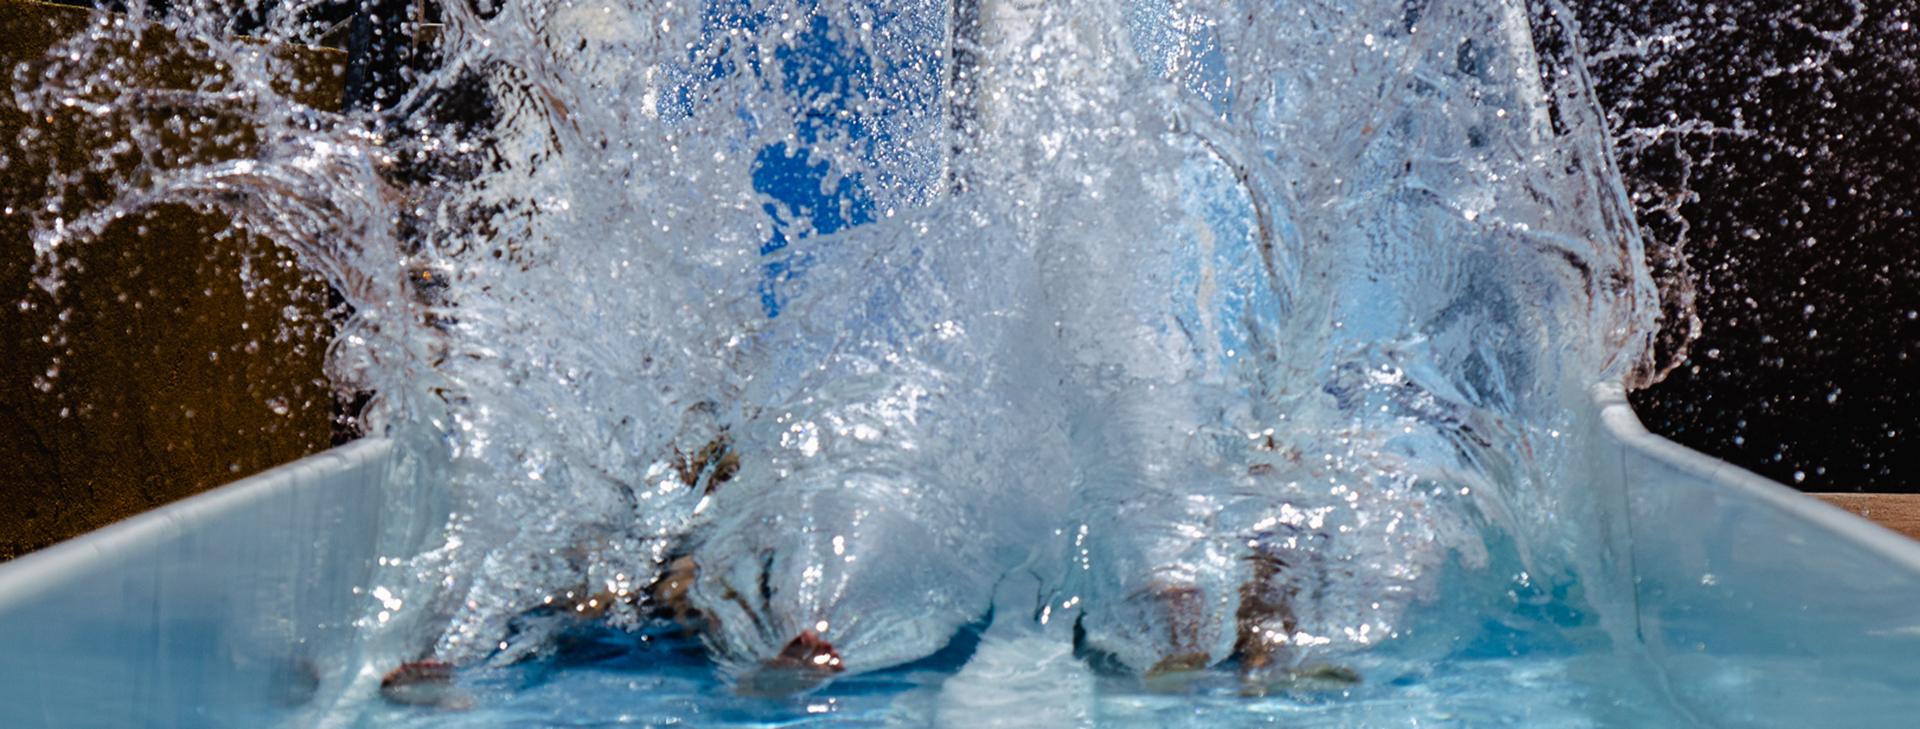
[2,0,1914,561]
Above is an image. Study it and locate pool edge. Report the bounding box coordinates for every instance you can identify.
[1592,381,1920,575]
[0,437,394,615]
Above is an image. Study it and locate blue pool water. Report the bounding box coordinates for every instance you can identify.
[344,607,1683,728]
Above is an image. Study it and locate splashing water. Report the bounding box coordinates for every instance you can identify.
[12,0,1687,722]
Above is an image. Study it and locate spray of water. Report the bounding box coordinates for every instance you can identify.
[11,0,1677,706]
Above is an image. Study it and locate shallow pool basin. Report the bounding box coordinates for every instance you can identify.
[1,386,1915,728]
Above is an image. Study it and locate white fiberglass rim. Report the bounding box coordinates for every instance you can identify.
[1591,381,1920,574]
[0,438,395,617]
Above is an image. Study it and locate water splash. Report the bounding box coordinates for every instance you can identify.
[11,0,1674,710]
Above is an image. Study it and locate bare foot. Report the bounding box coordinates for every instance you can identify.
[1240,663,1361,697]
[734,631,846,697]
[651,555,700,619]
[379,661,474,710]
[1141,585,1217,692]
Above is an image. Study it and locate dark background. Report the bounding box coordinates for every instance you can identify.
[1573,0,1920,492]
[0,2,341,560]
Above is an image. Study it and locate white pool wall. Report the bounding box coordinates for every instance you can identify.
[0,437,445,729]
[1592,383,1920,726]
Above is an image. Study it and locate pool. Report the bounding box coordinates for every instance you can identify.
[3,385,1915,727]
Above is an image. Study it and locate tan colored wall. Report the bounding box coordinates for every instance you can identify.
[1,1,344,561]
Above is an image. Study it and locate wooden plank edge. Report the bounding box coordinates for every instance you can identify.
[1810,493,1920,544]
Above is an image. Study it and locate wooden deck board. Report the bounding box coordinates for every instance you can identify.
[1811,493,1920,543]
